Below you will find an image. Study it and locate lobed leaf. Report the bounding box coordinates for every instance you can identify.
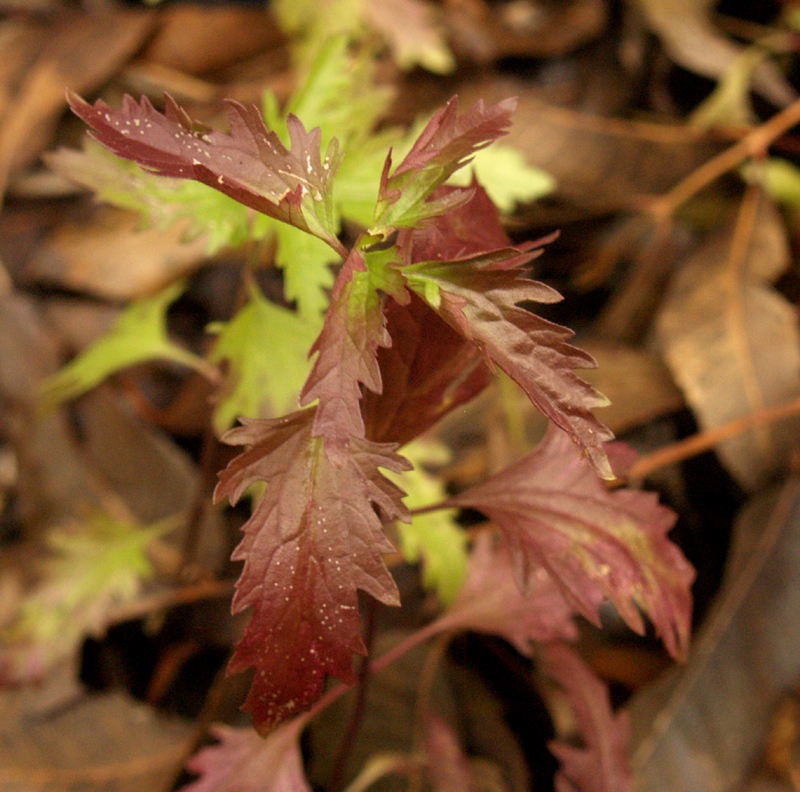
[40,281,210,408]
[208,281,320,434]
[68,91,346,255]
[46,141,273,255]
[300,246,407,461]
[373,96,517,235]
[446,427,694,660]
[181,719,310,792]
[433,532,577,653]
[541,642,634,792]
[404,242,615,479]
[0,513,175,683]
[215,409,410,732]
[266,34,394,154]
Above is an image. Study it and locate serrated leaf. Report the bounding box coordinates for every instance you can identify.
[273,222,337,319]
[0,512,175,683]
[181,719,310,792]
[47,141,273,255]
[208,281,320,434]
[263,34,399,231]
[335,128,403,227]
[362,290,491,447]
[272,34,394,152]
[373,96,517,235]
[445,427,694,660]
[40,281,210,408]
[403,237,614,479]
[541,642,633,792]
[385,439,467,605]
[432,532,577,652]
[215,408,410,733]
[447,144,555,213]
[300,245,407,460]
[68,91,346,256]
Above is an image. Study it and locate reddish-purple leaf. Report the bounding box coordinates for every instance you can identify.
[541,643,633,792]
[300,248,402,461]
[432,532,577,652]
[404,243,614,479]
[215,408,410,732]
[374,96,517,232]
[397,180,513,262]
[181,718,310,792]
[424,713,477,792]
[362,184,513,445]
[67,91,345,254]
[446,427,694,660]
[362,291,491,446]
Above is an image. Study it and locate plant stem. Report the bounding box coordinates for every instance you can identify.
[328,598,378,792]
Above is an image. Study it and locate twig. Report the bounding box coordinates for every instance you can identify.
[648,94,800,221]
[626,393,800,483]
[107,577,235,625]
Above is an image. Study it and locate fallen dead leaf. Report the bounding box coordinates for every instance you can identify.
[0,688,192,792]
[656,192,800,489]
[630,476,800,791]
[24,206,209,300]
[0,10,155,202]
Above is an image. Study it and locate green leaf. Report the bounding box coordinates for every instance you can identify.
[273,222,337,319]
[263,35,400,230]
[40,281,212,408]
[385,439,467,605]
[447,144,556,213]
[277,35,394,151]
[743,157,800,208]
[373,97,518,236]
[209,281,320,433]
[47,141,274,255]
[0,512,177,682]
[690,46,766,130]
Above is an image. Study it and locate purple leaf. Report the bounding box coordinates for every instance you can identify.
[68,91,345,254]
[181,719,310,792]
[541,643,633,792]
[215,408,410,732]
[446,427,694,659]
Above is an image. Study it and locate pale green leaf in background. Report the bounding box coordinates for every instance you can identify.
[47,142,273,255]
[690,46,767,130]
[386,439,468,605]
[208,280,320,433]
[40,281,212,408]
[273,223,337,319]
[743,157,800,207]
[0,512,177,680]
[448,144,556,212]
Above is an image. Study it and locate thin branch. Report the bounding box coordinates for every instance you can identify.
[648,94,800,220]
[626,393,800,483]
[107,577,235,625]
